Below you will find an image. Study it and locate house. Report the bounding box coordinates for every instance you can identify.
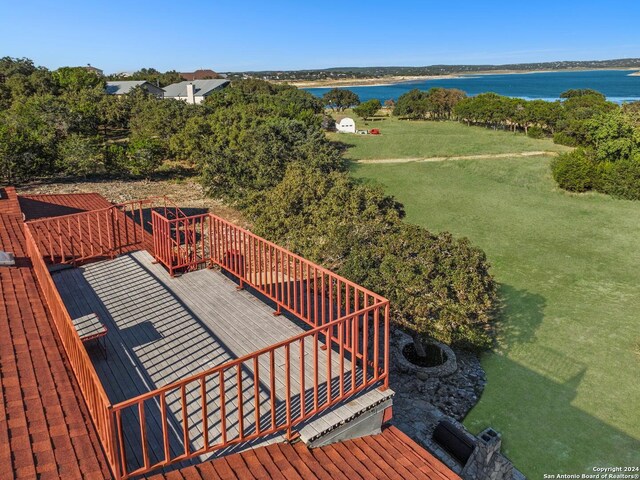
[82,63,103,76]
[180,69,221,81]
[105,80,165,98]
[0,186,461,479]
[336,116,357,133]
[163,79,230,104]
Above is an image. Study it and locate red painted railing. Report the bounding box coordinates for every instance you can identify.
[24,224,120,473]
[27,197,187,266]
[26,200,391,480]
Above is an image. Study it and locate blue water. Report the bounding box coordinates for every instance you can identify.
[305,69,640,103]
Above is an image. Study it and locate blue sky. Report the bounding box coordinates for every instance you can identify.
[1,1,639,73]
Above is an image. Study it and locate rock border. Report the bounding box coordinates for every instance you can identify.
[394,331,457,379]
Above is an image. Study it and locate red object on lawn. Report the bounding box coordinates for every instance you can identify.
[370,128,380,135]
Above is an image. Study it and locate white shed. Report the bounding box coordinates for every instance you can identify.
[335,117,356,133]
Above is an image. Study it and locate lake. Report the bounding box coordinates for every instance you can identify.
[305,69,640,103]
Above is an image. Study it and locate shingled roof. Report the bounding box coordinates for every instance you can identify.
[153,426,460,480]
[0,188,111,479]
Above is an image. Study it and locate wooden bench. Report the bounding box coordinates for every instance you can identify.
[72,313,107,357]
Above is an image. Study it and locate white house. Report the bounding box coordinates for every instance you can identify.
[105,81,165,98]
[335,117,356,133]
[162,79,230,104]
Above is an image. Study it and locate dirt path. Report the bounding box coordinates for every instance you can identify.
[354,150,560,164]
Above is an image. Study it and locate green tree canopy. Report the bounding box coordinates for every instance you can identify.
[53,66,104,91]
[353,99,381,119]
[322,88,360,111]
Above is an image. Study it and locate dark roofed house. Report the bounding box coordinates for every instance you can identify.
[180,69,221,81]
[163,79,230,104]
[105,80,165,98]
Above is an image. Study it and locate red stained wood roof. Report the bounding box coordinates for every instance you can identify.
[19,193,112,221]
[151,426,460,480]
[0,188,111,479]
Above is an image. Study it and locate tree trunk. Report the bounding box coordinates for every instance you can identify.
[412,333,427,358]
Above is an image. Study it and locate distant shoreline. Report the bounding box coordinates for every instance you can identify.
[288,67,640,88]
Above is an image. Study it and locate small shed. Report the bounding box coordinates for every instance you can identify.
[335,117,356,133]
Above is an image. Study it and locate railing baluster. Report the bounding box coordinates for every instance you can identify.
[339,320,345,398]
[363,310,369,386]
[352,314,357,391]
[116,409,127,475]
[313,331,319,412]
[285,344,292,438]
[139,402,150,470]
[384,302,390,389]
[269,350,276,430]
[181,384,189,456]
[306,263,311,323]
[160,392,170,463]
[237,365,244,440]
[299,338,305,418]
[374,301,380,380]
[326,327,332,404]
[201,377,209,451]
[87,213,94,258]
[219,371,227,444]
[253,357,260,435]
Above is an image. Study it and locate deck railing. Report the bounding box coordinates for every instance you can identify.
[24,225,120,472]
[27,197,185,266]
[26,200,391,479]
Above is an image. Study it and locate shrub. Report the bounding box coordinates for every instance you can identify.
[126,136,164,176]
[527,126,545,139]
[600,157,640,200]
[57,134,104,176]
[250,166,498,351]
[553,131,579,146]
[342,224,497,350]
[104,143,128,172]
[551,149,597,192]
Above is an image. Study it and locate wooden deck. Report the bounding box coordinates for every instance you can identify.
[52,250,392,473]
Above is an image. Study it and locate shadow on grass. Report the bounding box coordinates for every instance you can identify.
[468,351,640,477]
[494,284,546,352]
[469,284,639,475]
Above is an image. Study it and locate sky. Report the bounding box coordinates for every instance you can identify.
[1,0,640,73]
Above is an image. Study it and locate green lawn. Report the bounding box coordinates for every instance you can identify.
[352,157,640,477]
[329,116,569,160]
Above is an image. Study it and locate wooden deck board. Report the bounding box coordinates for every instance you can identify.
[53,250,392,473]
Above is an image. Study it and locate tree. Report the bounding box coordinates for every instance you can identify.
[322,88,360,111]
[583,110,640,162]
[118,68,185,88]
[560,89,606,100]
[551,149,597,192]
[249,164,497,352]
[248,164,404,268]
[57,134,104,176]
[353,99,381,119]
[343,224,497,352]
[126,136,164,176]
[394,89,429,119]
[53,66,104,91]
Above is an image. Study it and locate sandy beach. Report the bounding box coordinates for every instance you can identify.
[286,75,461,88]
[286,67,640,88]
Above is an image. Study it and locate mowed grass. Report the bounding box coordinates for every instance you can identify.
[328,115,569,160]
[351,157,640,477]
